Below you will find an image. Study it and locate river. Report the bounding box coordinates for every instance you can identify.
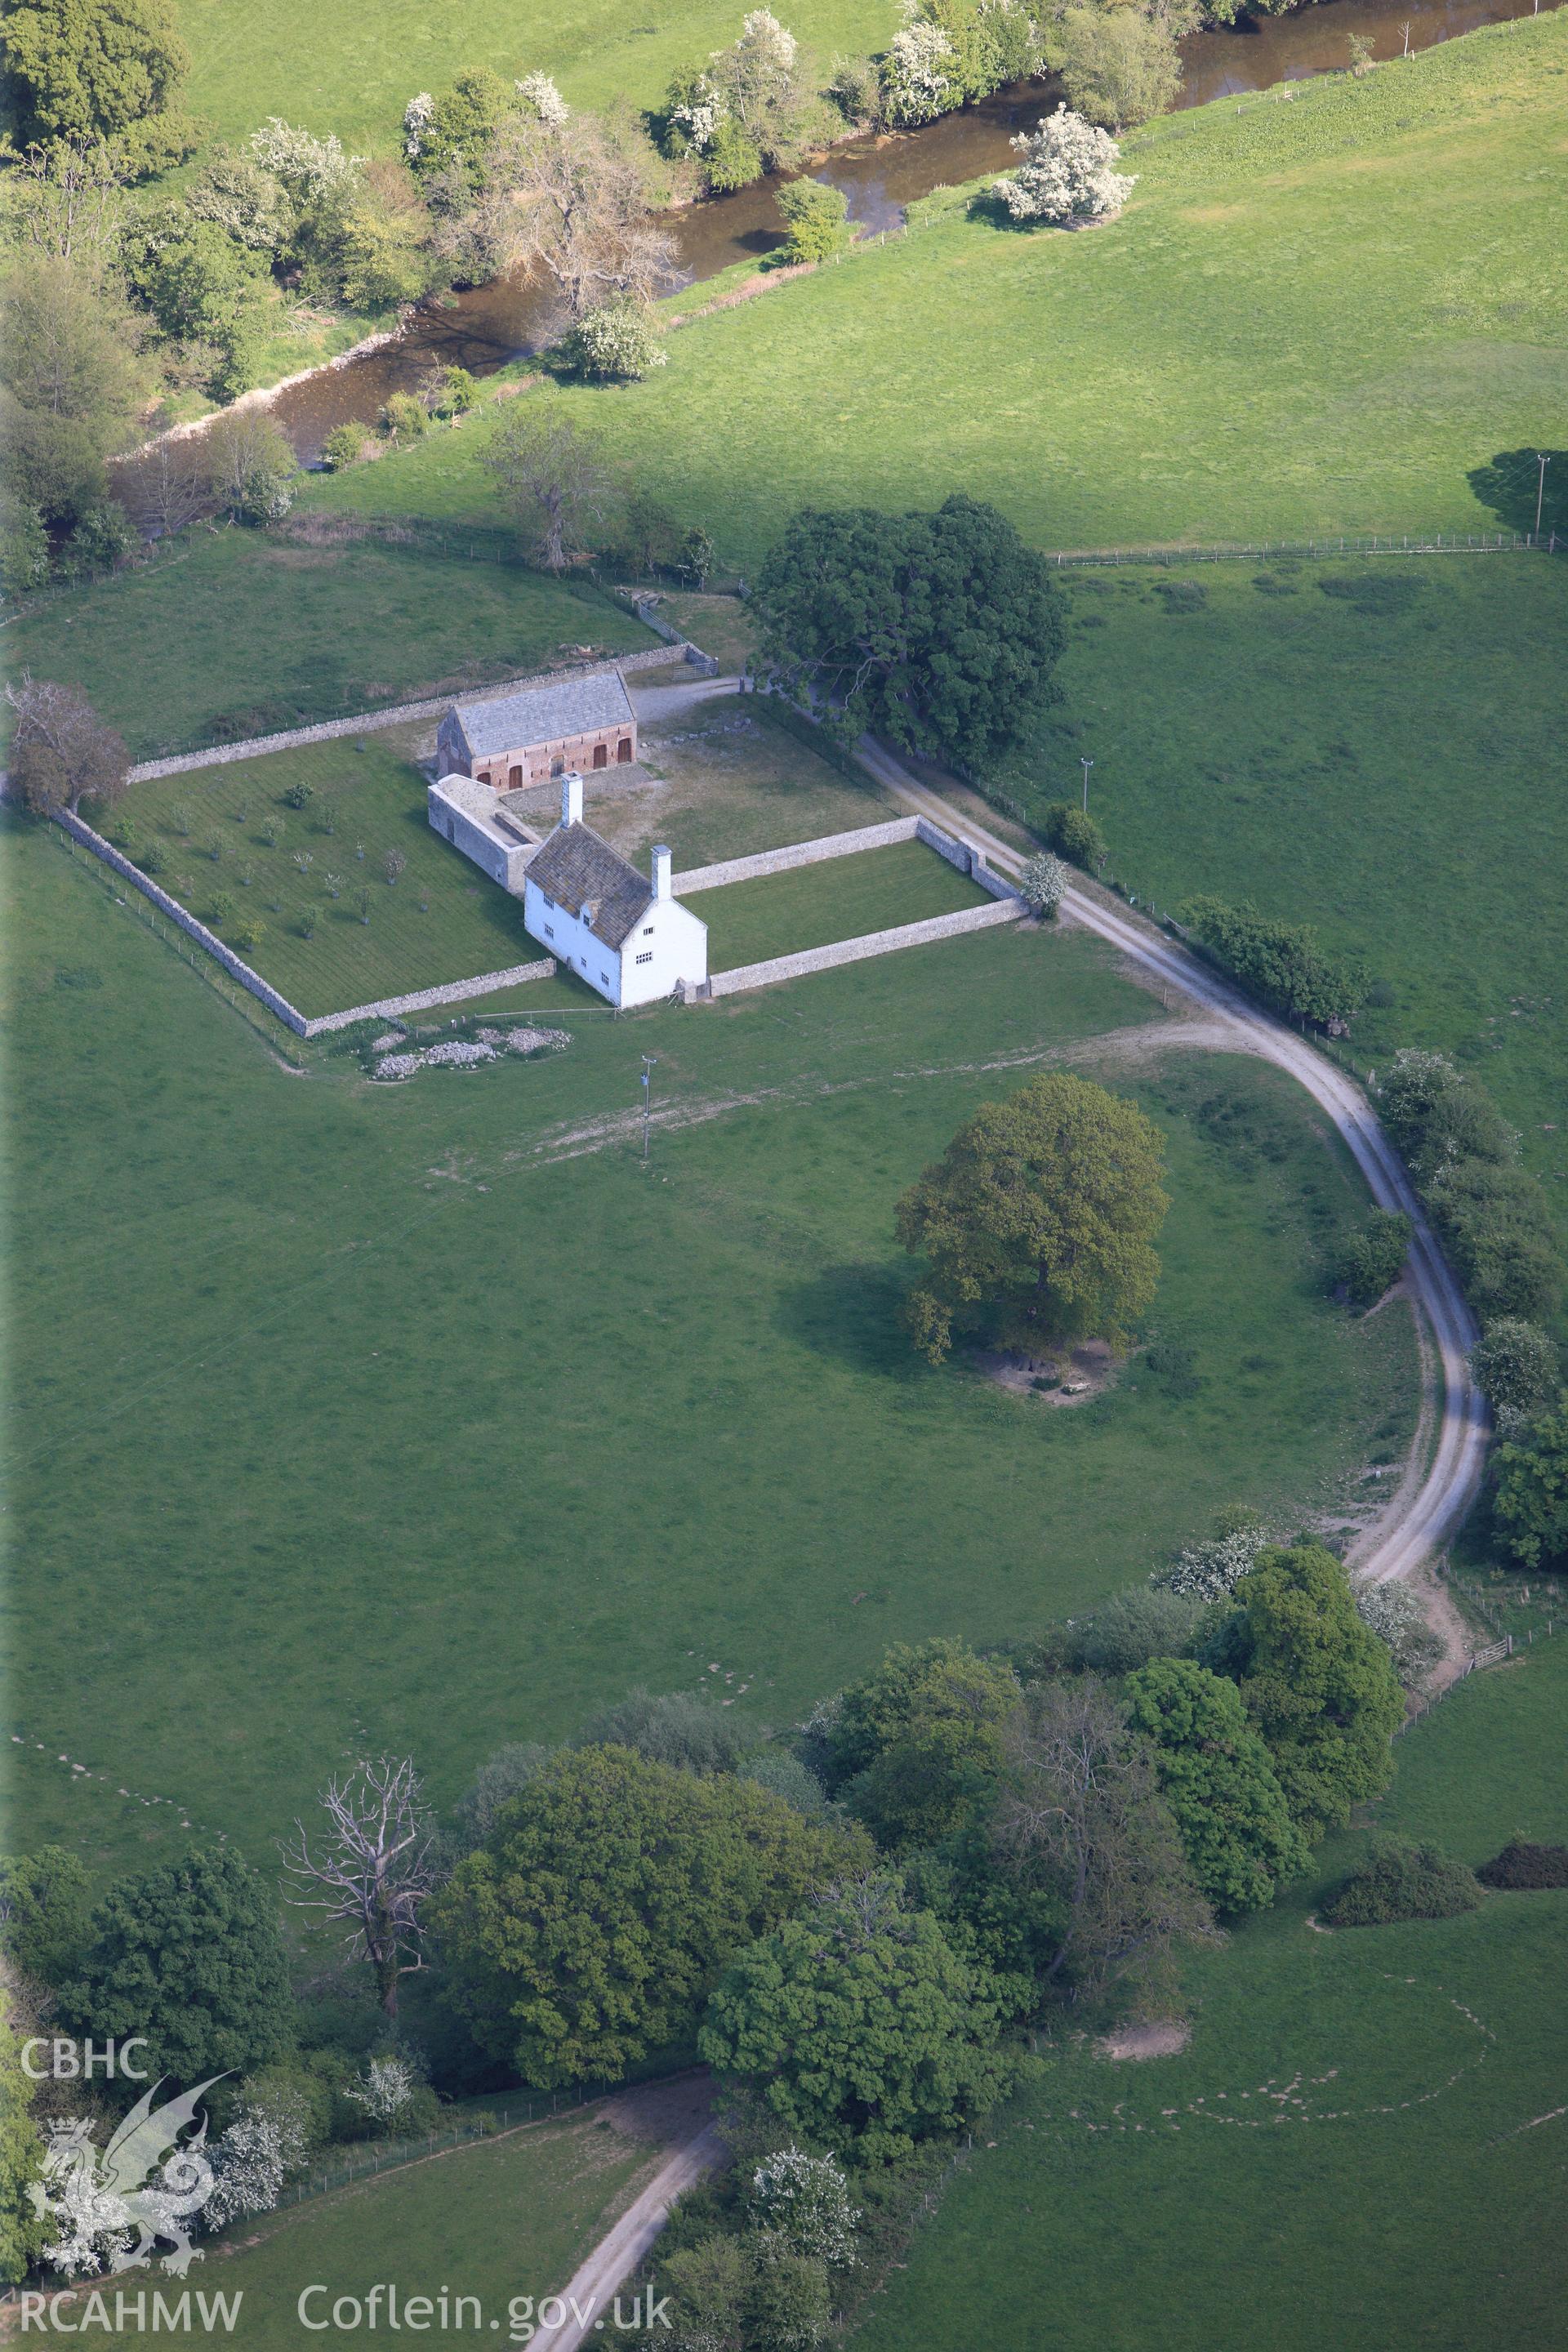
[133,0,1552,471]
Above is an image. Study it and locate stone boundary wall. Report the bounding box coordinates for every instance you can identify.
[705,897,1022,999]
[125,648,705,786]
[56,808,556,1036]
[674,814,1023,900]
[673,817,919,893]
[614,593,722,677]
[305,960,557,1034]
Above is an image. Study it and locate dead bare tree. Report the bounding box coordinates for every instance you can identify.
[282,1756,440,2016]
[992,1677,1214,2007]
[440,113,676,320]
[4,675,130,817]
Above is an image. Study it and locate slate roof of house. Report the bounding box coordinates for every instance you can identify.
[526,822,651,951]
[449,670,634,759]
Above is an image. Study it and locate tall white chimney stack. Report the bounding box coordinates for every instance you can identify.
[652,844,672,901]
[562,773,583,827]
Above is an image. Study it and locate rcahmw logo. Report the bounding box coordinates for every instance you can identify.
[26,2077,225,2279]
[20,2288,243,2334]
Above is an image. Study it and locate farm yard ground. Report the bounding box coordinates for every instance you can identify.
[847,1632,1568,2352]
[684,838,994,968]
[100,733,588,1018]
[507,695,895,872]
[994,553,1568,1240]
[7,808,1417,1886]
[2,537,656,764]
[305,20,1568,560]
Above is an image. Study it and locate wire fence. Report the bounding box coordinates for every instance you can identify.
[1393,1615,1556,1736]
[272,2082,619,2211]
[1044,529,1561,568]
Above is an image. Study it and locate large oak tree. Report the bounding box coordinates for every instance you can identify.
[896,1070,1169,1364]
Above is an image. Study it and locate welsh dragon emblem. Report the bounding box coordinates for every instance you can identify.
[29,2077,225,2277]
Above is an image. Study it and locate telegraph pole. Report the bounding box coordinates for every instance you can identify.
[1535,453,1551,539]
[1080,756,1094,813]
[641,1056,657,1161]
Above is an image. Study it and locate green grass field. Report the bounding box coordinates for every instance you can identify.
[296,19,1568,559]
[686,839,992,966]
[849,1635,1568,2352]
[2,537,654,762]
[170,0,900,154]
[5,809,1415,1884]
[995,553,1568,1232]
[82,2104,656,2350]
[109,735,564,1018]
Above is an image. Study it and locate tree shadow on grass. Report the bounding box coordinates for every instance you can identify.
[1467,449,1568,537]
[774,1261,928,1382]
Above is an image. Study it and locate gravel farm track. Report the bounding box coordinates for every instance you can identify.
[530,688,1494,2352]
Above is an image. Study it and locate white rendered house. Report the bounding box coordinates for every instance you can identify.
[523,775,708,1009]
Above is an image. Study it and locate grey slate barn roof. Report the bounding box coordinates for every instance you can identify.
[527,822,651,950]
[451,670,634,759]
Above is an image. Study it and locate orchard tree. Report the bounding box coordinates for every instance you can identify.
[1123,1659,1308,1914]
[991,1677,1212,2003]
[481,403,614,571]
[3,675,128,817]
[699,1875,1014,2165]
[431,1746,869,2086]
[1492,1401,1568,1570]
[283,1755,439,2016]
[1207,1544,1405,1838]
[752,494,1066,767]
[992,104,1136,225]
[896,1071,1169,1365]
[1,0,189,145]
[61,1849,292,2092]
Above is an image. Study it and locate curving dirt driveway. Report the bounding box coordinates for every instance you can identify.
[852,737,1490,1592]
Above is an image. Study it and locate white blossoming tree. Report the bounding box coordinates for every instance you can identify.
[1018,850,1070,917]
[248,118,363,206]
[1354,1580,1443,1687]
[344,2056,417,2129]
[203,2096,310,2233]
[565,298,669,382]
[748,2148,860,2267]
[992,105,1136,226]
[514,72,568,126]
[881,20,957,126]
[1154,1521,1275,1601]
[402,93,434,161]
[31,2123,133,2278]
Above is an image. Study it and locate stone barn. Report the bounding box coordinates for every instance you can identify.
[436,671,638,791]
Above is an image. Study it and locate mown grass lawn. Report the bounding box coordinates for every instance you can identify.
[2,537,654,761]
[685,839,993,967]
[849,1635,1568,2352]
[169,0,900,154]
[994,553,1568,1236]
[305,19,1568,560]
[82,2105,655,2350]
[5,812,1414,1882]
[105,735,567,1018]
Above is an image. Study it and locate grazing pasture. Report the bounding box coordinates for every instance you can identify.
[6,812,1413,1882]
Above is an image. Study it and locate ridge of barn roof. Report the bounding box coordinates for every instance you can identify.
[527,822,651,951]
[451,670,634,757]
